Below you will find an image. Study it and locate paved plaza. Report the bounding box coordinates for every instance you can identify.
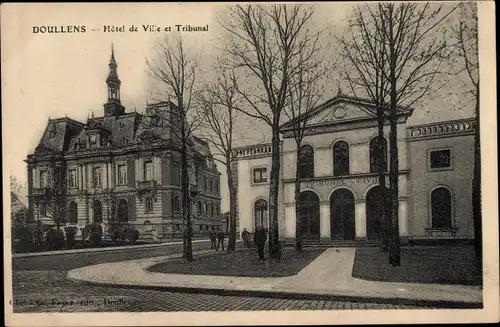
[11,241,482,313]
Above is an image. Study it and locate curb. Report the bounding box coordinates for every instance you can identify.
[13,239,211,258]
[67,277,483,309]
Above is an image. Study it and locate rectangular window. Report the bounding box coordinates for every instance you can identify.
[144,161,153,181]
[118,164,127,185]
[69,169,77,188]
[430,149,451,169]
[145,197,154,213]
[39,170,48,188]
[171,162,180,186]
[92,167,102,187]
[253,168,267,183]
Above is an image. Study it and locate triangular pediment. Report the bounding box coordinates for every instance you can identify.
[281,94,413,131]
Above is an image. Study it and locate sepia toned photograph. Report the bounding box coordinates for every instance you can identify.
[2,2,498,326]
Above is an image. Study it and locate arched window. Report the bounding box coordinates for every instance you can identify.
[173,196,181,212]
[209,178,213,192]
[204,202,208,216]
[68,201,78,224]
[93,200,103,224]
[370,137,388,173]
[118,198,128,221]
[333,141,349,176]
[431,187,452,229]
[254,199,269,231]
[299,145,314,179]
[198,201,202,215]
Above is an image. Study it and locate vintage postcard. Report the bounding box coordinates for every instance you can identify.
[2,2,498,326]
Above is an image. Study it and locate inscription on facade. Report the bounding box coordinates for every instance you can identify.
[304,176,379,188]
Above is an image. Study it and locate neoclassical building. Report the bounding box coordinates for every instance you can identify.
[25,48,222,240]
[233,93,476,243]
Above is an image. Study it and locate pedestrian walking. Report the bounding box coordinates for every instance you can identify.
[209,227,217,250]
[253,226,267,261]
[241,228,250,247]
[216,228,225,251]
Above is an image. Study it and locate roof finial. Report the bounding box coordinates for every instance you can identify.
[111,43,115,60]
[91,112,94,119]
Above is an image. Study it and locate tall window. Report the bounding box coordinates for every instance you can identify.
[173,196,181,212]
[370,137,388,173]
[431,187,452,229]
[92,167,102,187]
[145,197,153,213]
[299,145,314,179]
[333,141,349,176]
[216,204,220,216]
[69,169,77,188]
[118,198,128,222]
[209,178,213,192]
[204,176,208,190]
[39,170,48,188]
[68,201,78,224]
[253,168,267,183]
[215,180,219,194]
[93,200,103,224]
[254,199,269,231]
[210,203,214,217]
[118,164,127,185]
[198,201,202,215]
[144,160,153,181]
[204,202,208,216]
[171,162,180,186]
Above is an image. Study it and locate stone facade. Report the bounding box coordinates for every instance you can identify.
[233,93,476,243]
[25,48,222,241]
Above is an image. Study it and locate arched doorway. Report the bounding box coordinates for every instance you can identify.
[297,191,320,240]
[93,200,103,224]
[330,189,355,240]
[118,198,128,223]
[254,199,269,232]
[366,186,390,241]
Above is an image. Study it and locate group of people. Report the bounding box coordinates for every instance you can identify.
[209,227,226,251]
[241,226,268,261]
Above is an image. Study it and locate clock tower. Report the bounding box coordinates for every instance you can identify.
[104,44,125,117]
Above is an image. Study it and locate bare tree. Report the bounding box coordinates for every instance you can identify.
[145,34,204,261]
[44,153,68,230]
[219,4,320,259]
[342,3,458,266]
[198,66,241,252]
[339,4,392,251]
[452,2,480,263]
[282,46,328,252]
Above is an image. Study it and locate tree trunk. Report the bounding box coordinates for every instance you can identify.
[472,85,482,267]
[227,163,237,252]
[377,108,389,252]
[388,56,401,267]
[295,140,303,252]
[268,122,282,260]
[181,140,193,261]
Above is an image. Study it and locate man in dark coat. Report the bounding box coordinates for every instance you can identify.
[216,228,225,251]
[241,228,249,247]
[209,227,217,250]
[253,226,267,261]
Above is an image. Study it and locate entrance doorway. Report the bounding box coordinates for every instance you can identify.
[297,191,320,240]
[366,186,390,241]
[330,189,355,240]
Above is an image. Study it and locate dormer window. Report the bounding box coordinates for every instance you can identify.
[48,123,57,138]
[89,134,98,145]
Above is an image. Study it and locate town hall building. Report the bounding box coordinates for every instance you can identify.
[25,48,222,241]
[233,92,476,244]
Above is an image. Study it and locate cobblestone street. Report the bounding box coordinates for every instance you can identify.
[12,270,430,312]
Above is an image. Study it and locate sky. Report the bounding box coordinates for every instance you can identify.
[2,2,478,212]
